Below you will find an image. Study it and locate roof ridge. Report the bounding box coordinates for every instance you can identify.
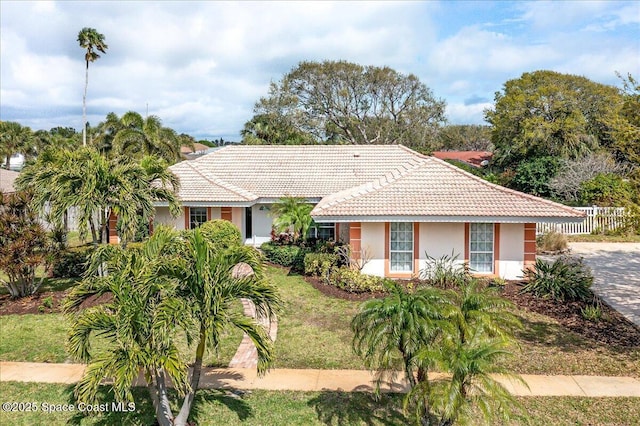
[313,159,426,212]
[427,156,585,217]
[183,161,257,201]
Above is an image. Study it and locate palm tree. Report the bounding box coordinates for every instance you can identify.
[164,227,281,425]
[16,148,180,245]
[271,196,315,243]
[0,121,34,170]
[111,111,182,163]
[352,283,454,423]
[410,280,525,426]
[65,228,192,425]
[78,27,108,147]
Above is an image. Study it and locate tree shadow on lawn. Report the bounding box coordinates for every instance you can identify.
[308,391,410,426]
[65,385,253,425]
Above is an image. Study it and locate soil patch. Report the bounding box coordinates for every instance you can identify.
[500,281,640,348]
[0,289,111,316]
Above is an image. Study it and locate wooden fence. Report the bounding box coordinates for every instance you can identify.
[537,206,626,235]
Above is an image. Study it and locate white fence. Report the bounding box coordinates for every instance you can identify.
[537,206,626,235]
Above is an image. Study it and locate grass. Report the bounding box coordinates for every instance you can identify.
[269,266,365,369]
[567,233,640,243]
[1,382,639,426]
[0,313,242,366]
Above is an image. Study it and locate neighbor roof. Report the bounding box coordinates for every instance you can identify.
[311,156,584,222]
[0,169,19,193]
[431,151,492,167]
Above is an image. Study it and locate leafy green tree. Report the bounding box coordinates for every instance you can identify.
[78,27,108,147]
[580,173,634,206]
[607,73,640,166]
[16,148,180,245]
[0,121,34,170]
[0,191,50,298]
[436,125,493,152]
[245,60,447,148]
[241,113,314,145]
[485,70,623,168]
[271,196,315,243]
[511,156,562,197]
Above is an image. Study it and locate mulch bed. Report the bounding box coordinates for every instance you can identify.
[0,289,111,316]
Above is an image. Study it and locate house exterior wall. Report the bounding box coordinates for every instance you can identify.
[357,221,528,280]
[252,204,273,246]
[499,223,525,279]
[232,207,244,238]
[155,207,185,230]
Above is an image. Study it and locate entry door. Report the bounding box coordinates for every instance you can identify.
[245,207,252,239]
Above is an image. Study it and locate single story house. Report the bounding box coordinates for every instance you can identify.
[148,145,584,279]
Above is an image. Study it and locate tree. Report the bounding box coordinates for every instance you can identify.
[95,111,182,163]
[0,121,34,170]
[607,73,640,166]
[244,60,447,148]
[0,191,50,298]
[78,27,108,147]
[510,156,562,197]
[16,148,180,245]
[580,173,634,206]
[485,70,623,168]
[271,196,315,243]
[352,283,454,424]
[436,124,493,152]
[66,226,280,426]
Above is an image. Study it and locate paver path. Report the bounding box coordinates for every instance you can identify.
[228,299,278,368]
[569,242,640,327]
[1,362,639,397]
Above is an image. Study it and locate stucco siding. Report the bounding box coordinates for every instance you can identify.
[232,207,244,238]
[499,223,525,279]
[210,207,221,220]
[252,204,273,246]
[418,223,466,273]
[360,222,385,276]
[155,207,184,230]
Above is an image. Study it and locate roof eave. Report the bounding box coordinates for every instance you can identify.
[311,214,586,224]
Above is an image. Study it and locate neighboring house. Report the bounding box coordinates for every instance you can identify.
[180,143,214,160]
[1,153,26,171]
[432,151,492,168]
[0,168,20,193]
[150,145,584,279]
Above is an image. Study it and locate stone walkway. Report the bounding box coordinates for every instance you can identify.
[1,362,639,397]
[228,298,278,368]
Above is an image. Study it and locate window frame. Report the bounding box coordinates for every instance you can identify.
[189,207,208,229]
[389,222,414,273]
[469,223,494,274]
[315,222,336,240]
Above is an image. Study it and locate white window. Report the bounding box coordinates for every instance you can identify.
[469,223,494,273]
[315,223,336,240]
[189,207,207,229]
[390,222,413,272]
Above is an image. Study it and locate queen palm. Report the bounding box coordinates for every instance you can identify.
[271,196,315,242]
[0,121,34,170]
[78,28,108,147]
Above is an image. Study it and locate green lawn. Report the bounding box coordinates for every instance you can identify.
[2,266,638,376]
[1,382,639,426]
[567,233,640,243]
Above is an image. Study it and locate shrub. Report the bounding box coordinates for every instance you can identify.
[261,242,307,269]
[304,252,339,277]
[326,267,391,293]
[581,304,603,322]
[41,296,54,309]
[52,246,93,278]
[522,256,593,302]
[536,231,568,253]
[199,219,242,250]
[419,251,469,288]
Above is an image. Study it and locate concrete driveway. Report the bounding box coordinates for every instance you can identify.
[568,242,640,327]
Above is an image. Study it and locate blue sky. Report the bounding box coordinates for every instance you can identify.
[1,1,638,141]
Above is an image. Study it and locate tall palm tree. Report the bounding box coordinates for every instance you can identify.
[78,27,108,147]
[0,121,34,170]
[352,283,454,423]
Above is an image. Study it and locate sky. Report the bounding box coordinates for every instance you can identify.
[1,1,639,142]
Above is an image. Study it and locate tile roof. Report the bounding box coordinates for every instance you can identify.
[432,151,493,167]
[311,156,585,220]
[0,169,19,193]
[169,145,425,201]
[167,144,583,221]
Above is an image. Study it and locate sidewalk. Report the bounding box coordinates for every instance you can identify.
[2,362,639,397]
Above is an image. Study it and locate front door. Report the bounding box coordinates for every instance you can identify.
[245,207,252,239]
